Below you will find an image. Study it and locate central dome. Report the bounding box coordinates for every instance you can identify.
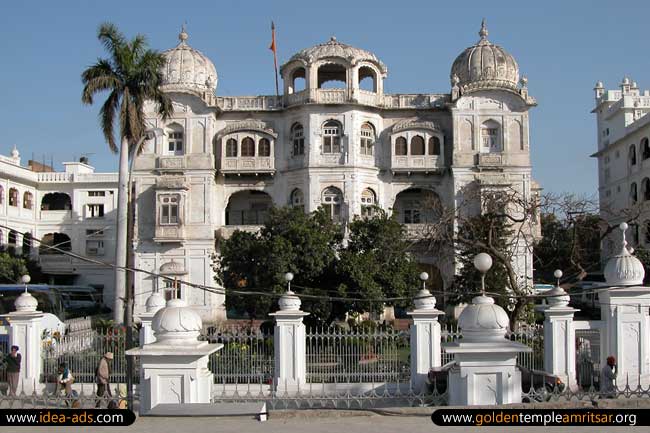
[283,37,387,73]
[160,26,218,95]
[450,20,519,92]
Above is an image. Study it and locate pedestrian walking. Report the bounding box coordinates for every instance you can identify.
[57,363,74,397]
[95,352,113,408]
[6,345,21,397]
[600,355,617,398]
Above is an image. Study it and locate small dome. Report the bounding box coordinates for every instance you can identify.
[282,37,387,74]
[14,290,38,312]
[604,223,645,286]
[145,291,166,313]
[545,286,570,308]
[152,298,203,345]
[457,295,510,341]
[278,290,301,311]
[161,26,218,95]
[450,19,519,93]
[413,289,437,310]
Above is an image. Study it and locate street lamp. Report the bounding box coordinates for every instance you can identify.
[473,252,493,296]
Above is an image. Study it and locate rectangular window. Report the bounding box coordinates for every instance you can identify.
[87,204,105,218]
[404,209,421,224]
[86,229,105,237]
[160,196,179,224]
[88,191,105,197]
[168,132,184,155]
[86,240,105,256]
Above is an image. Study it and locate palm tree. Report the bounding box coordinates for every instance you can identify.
[82,23,172,322]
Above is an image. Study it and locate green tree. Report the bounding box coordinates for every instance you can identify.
[81,22,173,322]
[0,247,44,284]
[337,208,420,314]
[216,207,342,323]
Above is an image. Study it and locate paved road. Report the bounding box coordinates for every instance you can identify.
[3,411,648,433]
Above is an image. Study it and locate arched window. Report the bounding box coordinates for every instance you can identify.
[322,120,342,154]
[290,188,304,212]
[428,136,441,156]
[395,137,407,156]
[361,188,376,218]
[241,137,255,157]
[411,135,425,156]
[481,120,501,153]
[166,123,184,155]
[8,188,18,207]
[631,223,640,245]
[360,123,375,156]
[259,138,271,157]
[631,182,638,203]
[322,187,343,222]
[23,191,33,209]
[318,63,346,89]
[291,123,305,156]
[358,66,377,92]
[41,192,72,211]
[0,186,3,205]
[8,230,17,245]
[630,144,637,166]
[290,68,306,93]
[645,221,650,244]
[39,232,72,254]
[642,138,650,160]
[226,138,238,157]
[644,178,650,201]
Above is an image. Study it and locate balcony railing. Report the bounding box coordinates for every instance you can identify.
[217,225,263,240]
[39,210,72,222]
[477,153,506,167]
[39,254,75,274]
[154,225,185,243]
[225,210,269,226]
[220,157,274,175]
[391,155,443,172]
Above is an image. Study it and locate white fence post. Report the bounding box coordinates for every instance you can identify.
[5,290,44,394]
[538,283,578,390]
[408,286,443,391]
[269,290,309,393]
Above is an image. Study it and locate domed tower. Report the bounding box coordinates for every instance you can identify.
[160,25,218,104]
[449,20,539,288]
[280,37,387,106]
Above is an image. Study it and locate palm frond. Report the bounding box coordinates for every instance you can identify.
[81,60,120,104]
[97,22,126,64]
[99,90,120,153]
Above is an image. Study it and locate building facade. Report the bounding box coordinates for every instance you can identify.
[0,150,117,300]
[0,21,538,322]
[592,78,650,257]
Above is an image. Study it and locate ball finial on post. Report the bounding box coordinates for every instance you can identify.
[473,253,493,295]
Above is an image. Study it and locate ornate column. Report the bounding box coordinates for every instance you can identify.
[408,273,444,391]
[537,270,578,390]
[126,298,222,415]
[4,287,44,394]
[269,275,309,393]
[600,223,650,388]
[137,290,166,346]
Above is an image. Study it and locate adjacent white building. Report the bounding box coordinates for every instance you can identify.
[592,77,650,257]
[1,21,539,322]
[0,150,117,300]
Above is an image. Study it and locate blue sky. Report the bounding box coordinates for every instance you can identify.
[1,0,649,197]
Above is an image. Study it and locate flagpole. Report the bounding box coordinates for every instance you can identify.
[270,21,279,99]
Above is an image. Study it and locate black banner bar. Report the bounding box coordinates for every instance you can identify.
[0,409,136,426]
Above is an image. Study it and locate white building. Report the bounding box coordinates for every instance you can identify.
[0,150,117,301]
[592,77,650,256]
[1,21,539,322]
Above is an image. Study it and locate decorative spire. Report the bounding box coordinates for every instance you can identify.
[178,23,188,44]
[478,18,489,41]
[328,36,337,43]
[603,222,645,286]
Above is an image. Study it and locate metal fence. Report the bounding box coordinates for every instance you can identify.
[305,325,410,383]
[201,326,274,385]
[41,327,139,384]
[576,328,601,388]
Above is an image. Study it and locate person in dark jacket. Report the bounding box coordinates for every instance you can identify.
[6,345,21,397]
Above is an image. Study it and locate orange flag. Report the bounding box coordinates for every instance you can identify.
[270,21,279,97]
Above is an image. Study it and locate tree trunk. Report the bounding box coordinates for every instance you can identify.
[113,136,129,323]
